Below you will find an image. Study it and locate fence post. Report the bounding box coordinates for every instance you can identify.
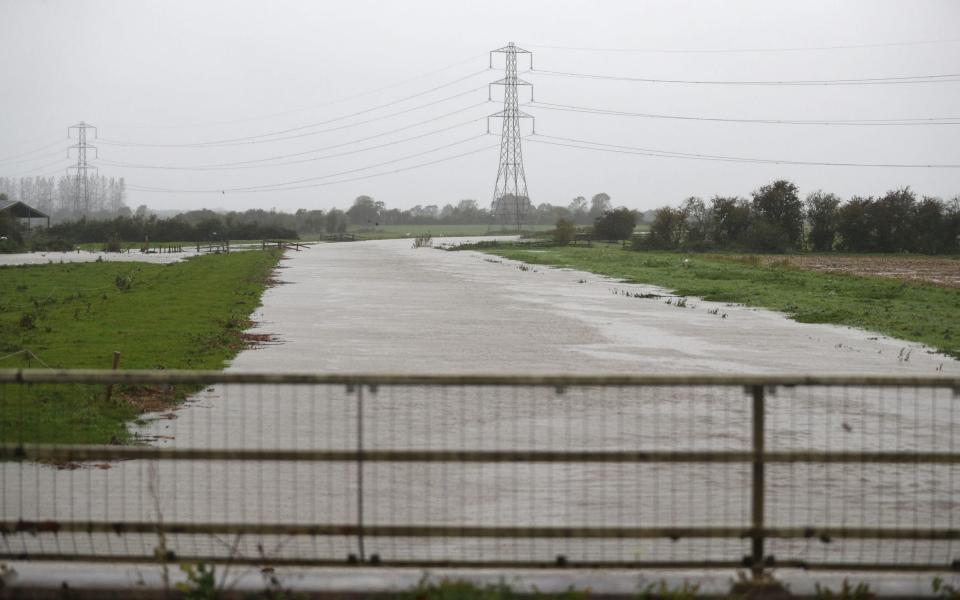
[105,351,121,402]
[356,384,365,563]
[750,384,766,577]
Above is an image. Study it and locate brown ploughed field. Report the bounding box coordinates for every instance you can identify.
[757,255,960,288]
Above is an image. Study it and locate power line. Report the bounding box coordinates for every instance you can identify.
[126,134,492,194]
[105,53,490,130]
[530,100,960,126]
[100,86,486,151]
[528,133,960,168]
[236,143,500,194]
[522,38,960,54]
[529,68,960,86]
[1,158,73,178]
[0,140,68,164]
[0,149,73,167]
[100,71,489,148]
[127,138,498,194]
[220,134,489,192]
[100,116,486,171]
[99,102,490,170]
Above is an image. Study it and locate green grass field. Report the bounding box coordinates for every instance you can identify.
[474,244,960,359]
[0,250,281,444]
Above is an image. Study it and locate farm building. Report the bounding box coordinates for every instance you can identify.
[0,198,50,229]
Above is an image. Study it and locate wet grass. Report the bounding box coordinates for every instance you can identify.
[74,239,281,251]
[393,578,591,599]
[0,250,282,444]
[476,245,960,360]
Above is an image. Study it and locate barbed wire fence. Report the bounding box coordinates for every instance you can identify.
[0,370,958,573]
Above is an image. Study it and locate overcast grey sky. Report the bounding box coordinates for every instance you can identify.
[2,0,958,212]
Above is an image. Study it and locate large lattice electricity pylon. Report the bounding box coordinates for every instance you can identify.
[67,121,98,217]
[488,42,534,231]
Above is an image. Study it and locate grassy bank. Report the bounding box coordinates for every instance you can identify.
[0,250,282,443]
[473,244,960,359]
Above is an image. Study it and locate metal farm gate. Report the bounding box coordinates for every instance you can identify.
[1,370,958,574]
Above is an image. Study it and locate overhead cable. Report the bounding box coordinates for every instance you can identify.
[0,149,72,167]
[0,140,68,164]
[528,133,960,168]
[128,143,497,194]
[522,38,960,54]
[2,158,73,178]
[100,71,490,148]
[125,134,492,193]
[100,116,486,171]
[98,103,490,169]
[531,101,960,126]
[529,68,960,86]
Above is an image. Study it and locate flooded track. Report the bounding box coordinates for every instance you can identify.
[3,239,959,575]
[235,239,959,374]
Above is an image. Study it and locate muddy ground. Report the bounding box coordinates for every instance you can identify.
[748,254,960,288]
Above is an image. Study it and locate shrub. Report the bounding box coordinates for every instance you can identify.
[743,220,792,253]
[647,206,685,249]
[553,218,576,245]
[806,191,841,251]
[412,233,432,248]
[751,179,804,248]
[593,207,637,241]
[104,235,122,253]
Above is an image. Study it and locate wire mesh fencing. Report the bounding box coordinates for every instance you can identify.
[0,370,958,572]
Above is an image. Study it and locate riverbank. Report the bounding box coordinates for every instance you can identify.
[468,244,960,360]
[0,250,282,444]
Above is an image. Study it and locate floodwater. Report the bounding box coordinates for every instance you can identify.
[234,238,958,374]
[0,249,197,266]
[3,239,959,576]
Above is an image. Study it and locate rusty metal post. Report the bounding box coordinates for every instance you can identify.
[750,384,766,577]
[356,384,365,563]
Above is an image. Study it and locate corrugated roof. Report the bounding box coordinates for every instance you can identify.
[0,198,50,219]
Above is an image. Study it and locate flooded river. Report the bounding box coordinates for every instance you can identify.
[3,239,959,572]
[235,238,958,374]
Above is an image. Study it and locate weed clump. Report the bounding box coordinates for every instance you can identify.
[104,235,123,253]
[814,579,874,599]
[412,233,433,248]
[18,312,36,330]
[114,273,133,291]
[639,580,701,599]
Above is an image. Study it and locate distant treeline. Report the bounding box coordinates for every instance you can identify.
[47,210,299,244]
[8,181,956,255]
[639,181,960,254]
[339,195,614,227]
[0,175,128,222]
[36,195,619,247]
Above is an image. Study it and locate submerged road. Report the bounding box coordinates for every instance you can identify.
[4,239,959,589]
[233,238,958,375]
